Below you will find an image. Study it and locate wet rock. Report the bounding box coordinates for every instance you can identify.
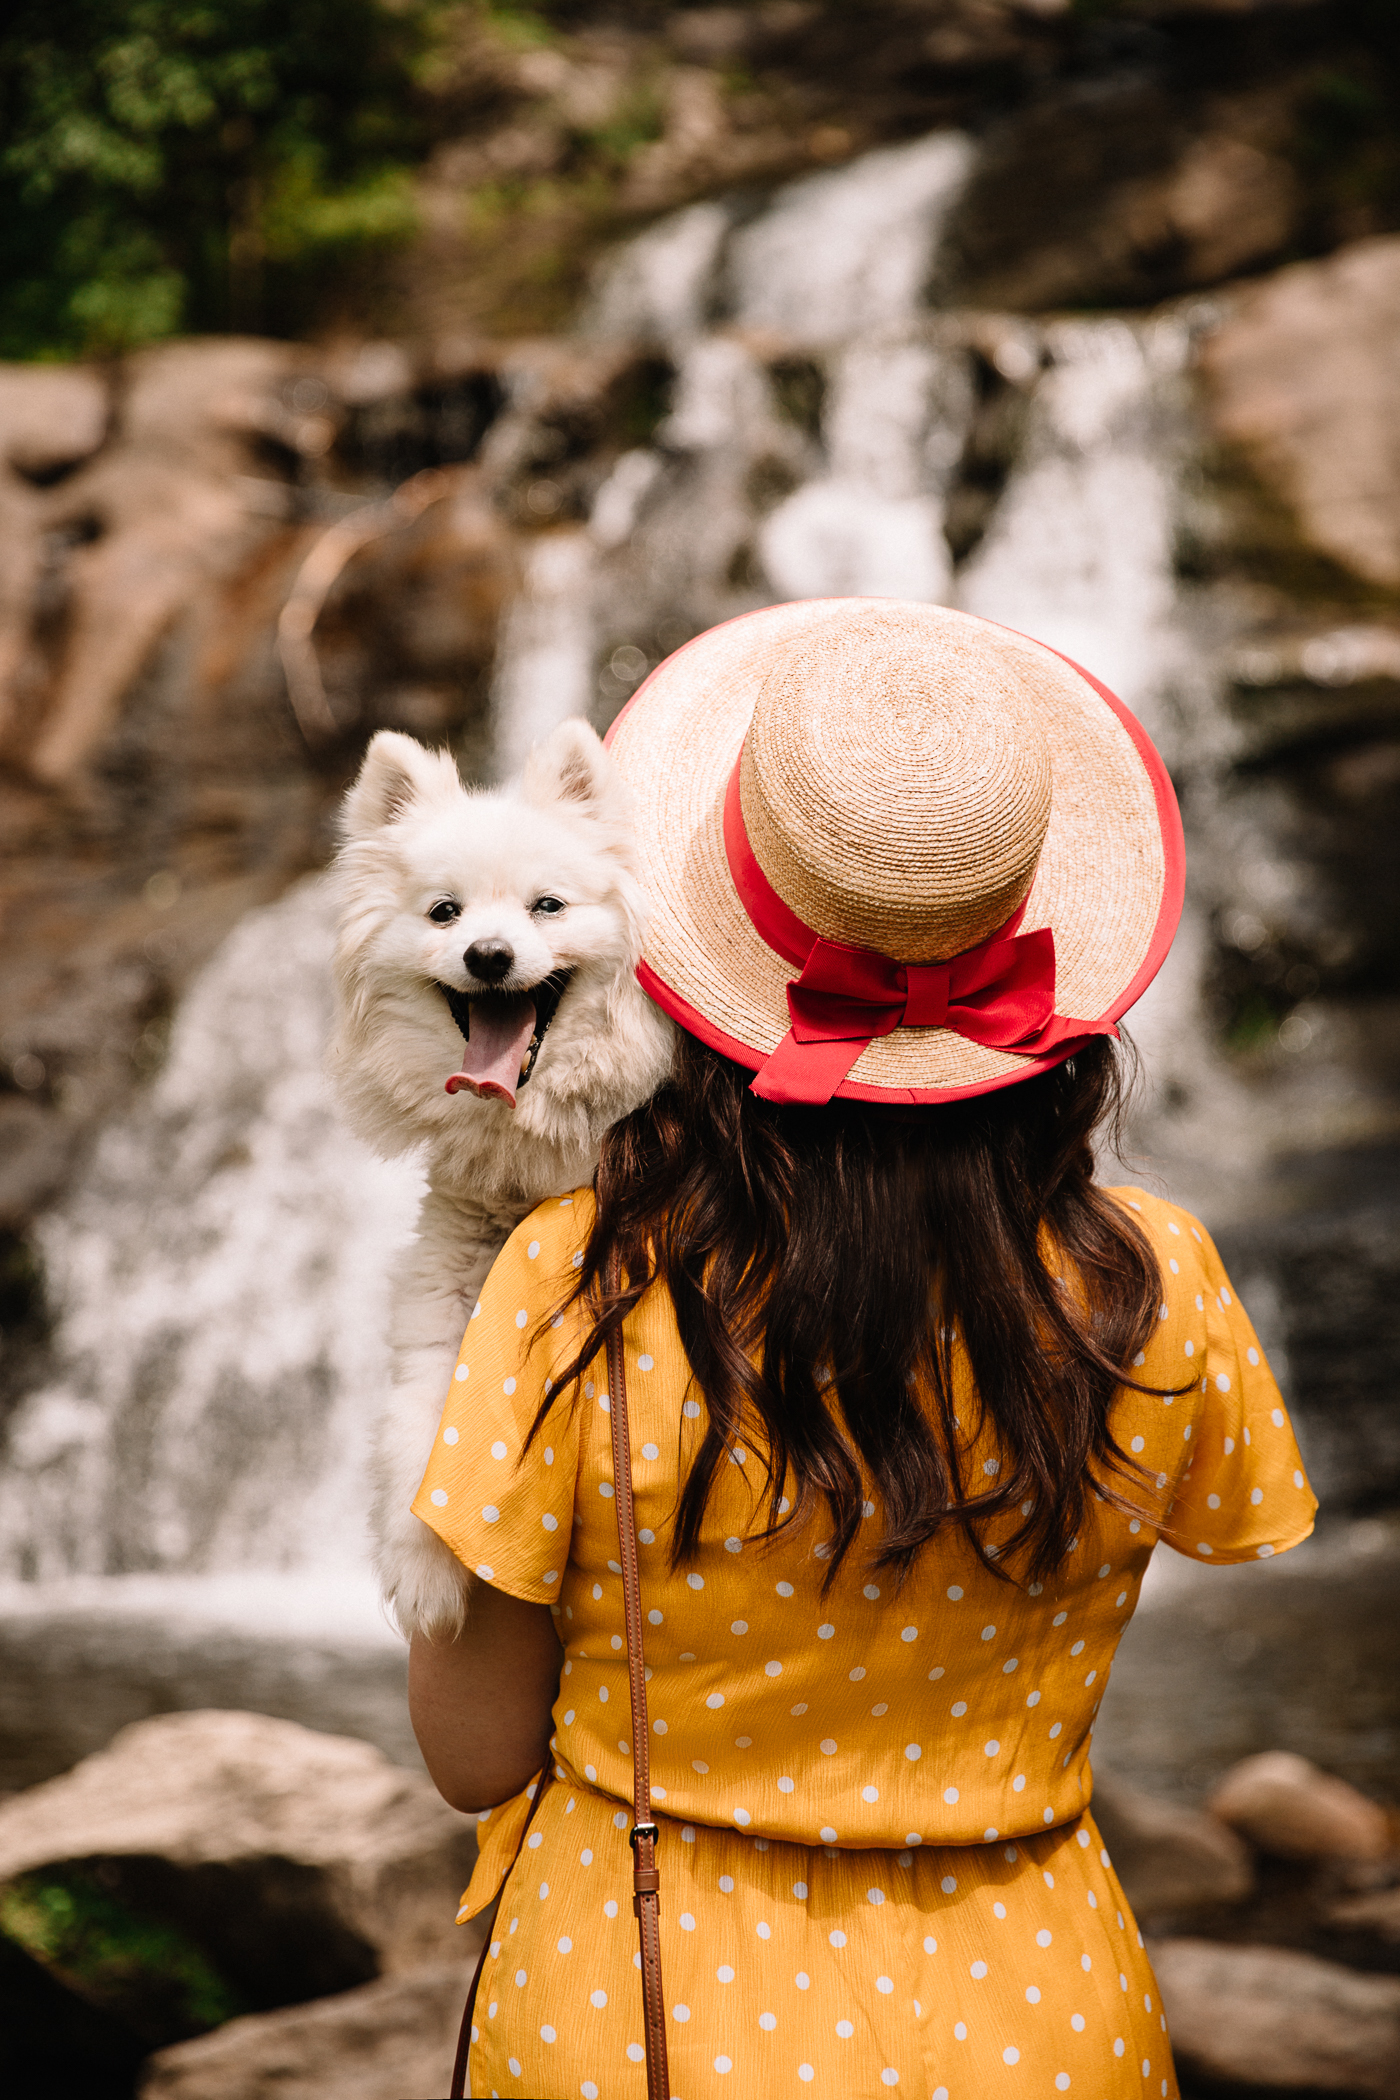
[1152,1936,1400,2096]
[1209,1751,1392,1864]
[1220,1205,1400,1520]
[1091,1767,1254,1920]
[0,1712,476,2014]
[138,1959,471,2100]
[944,92,1301,312]
[1322,1879,1400,1957]
[1201,237,1400,589]
[3,339,314,789]
[0,365,110,486]
[0,335,521,1229]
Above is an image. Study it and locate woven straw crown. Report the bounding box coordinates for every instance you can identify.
[606,598,1183,1104]
[741,603,1053,963]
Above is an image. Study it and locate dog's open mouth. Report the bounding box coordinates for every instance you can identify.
[436,970,573,1108]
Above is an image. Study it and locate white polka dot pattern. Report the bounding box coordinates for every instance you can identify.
[466,1780,1176,2098]
[417,1184,1312,1858]
[414,1185,1309,2100]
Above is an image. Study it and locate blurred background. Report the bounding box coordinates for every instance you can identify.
[1,1,1399,2094]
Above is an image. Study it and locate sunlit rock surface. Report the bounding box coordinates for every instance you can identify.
[0,1710,477,1998]
[139,1961,469,2100]
[1208,1750,1393,1864]
[1201,237,1400,590]
[1153,1937,1400,2097]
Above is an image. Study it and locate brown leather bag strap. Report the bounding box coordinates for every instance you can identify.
[449,1265,670,2100]
[606,1253,671,2100]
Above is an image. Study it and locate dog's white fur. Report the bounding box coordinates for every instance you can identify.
[330,719,675,1637]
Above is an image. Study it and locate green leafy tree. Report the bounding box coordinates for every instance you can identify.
[0,0,444,359]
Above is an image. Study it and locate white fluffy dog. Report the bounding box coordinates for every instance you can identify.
[330,719,675,1637]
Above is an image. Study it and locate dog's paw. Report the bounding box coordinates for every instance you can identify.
[377,1514,476,1640]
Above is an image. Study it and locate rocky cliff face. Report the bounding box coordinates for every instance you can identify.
[0,334,659,1228]
[368,0,1400,342]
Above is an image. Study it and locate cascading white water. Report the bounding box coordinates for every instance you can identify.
[954,315,1269,1202]
[0,878,421,1618]
[758,332,970,605]
[724,132,976,343]
[489,528,598,780]
[584,197,1268,1216]
[958,318,1188,729]
[0,129,1274,1661]
[581,200,732,350]
[579,131,975,353]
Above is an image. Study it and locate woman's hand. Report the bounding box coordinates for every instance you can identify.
[409,1584,564,1811]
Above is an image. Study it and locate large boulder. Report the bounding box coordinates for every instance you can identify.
[1322,1880,1400,1958]
[139,1960,468,2100]
[1091,1767,1254,1921]
[944,96,1301,313]
[0,1711,477,2016]
[1201,236,1400,589]
[1152,1937,1400,2096]
[0,363,109,485]
[1208,1751,1393,1865]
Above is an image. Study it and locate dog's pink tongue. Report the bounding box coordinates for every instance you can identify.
[444,995,536,1107]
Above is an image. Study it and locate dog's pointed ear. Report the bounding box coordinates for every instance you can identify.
[519,718,625,822]
[341,732,462,839]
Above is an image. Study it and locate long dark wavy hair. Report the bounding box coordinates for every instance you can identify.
[533,1031,1165,1587]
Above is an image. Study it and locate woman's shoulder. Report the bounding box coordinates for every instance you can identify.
[473,1187,595,1322]
[497,1186,595,1267]
[515,1185,595,1248]
[1100,1182,1216,1269]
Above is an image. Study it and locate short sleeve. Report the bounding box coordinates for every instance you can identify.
[1160,1221,1317,1564]
[412,1193,596,1604]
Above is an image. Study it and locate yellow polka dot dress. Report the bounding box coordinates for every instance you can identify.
[415,1188,1314,2100]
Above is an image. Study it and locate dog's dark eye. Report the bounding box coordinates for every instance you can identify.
[427,899,461,925]
[532,896,566,916]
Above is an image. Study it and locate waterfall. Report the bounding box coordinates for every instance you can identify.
[723,133,976,343]
[580,200,731,350]
[955,315,1268,1199]
[0,129,1277,1656]
[0,879,421,1613]
[957,319,1189,731]
[489,528,598,780]
[758,332,969,605]
[579,132,975,352]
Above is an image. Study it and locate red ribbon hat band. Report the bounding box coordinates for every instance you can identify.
[721,759,1113,1106]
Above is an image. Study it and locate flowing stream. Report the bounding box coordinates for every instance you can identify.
[2,131,1396,1795]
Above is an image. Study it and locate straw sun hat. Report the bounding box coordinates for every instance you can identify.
[605,599,1183,1104]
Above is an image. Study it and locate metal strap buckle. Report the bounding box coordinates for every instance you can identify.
[629,1821,660,1850]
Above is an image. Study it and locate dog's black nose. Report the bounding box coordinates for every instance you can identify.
[465,939,514,984]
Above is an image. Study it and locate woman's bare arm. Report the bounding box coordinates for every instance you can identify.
[409,1585,563,1812]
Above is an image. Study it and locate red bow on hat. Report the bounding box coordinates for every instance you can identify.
[724,761,1111,1105]
[754,926,1105,1103]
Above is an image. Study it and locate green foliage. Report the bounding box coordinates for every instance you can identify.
[0,0,447,359]
[1221,990,1283,1057]
[479,2,554,51]
[0,1867,247,2044]
[578,81,665,169]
